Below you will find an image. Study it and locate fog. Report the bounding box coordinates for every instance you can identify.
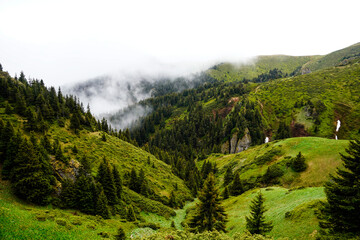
[1,0,359,89]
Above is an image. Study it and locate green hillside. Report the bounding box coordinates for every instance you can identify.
[253,62,360,139]
[224,187,325,239]
[47,124,192,202]
[202,137,348,189]
[306,42,360,72]
[208,55,315,82]
[1,43,360,239]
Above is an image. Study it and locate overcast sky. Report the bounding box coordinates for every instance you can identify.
[0,0,359,87]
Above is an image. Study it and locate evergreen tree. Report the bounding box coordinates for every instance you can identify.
[0,121,14,161]
[189,173,227,233]
[97,158,118,205]
[168,190,177,208]
[114,227,126,240]
[2,131,21,179]
[75,173,96,214]
[223,166,234,186]
[60,179,77,209]
[319,139,360,234]
[245,191,273,235]
[127,205,137,222]
[95,183,110,219]
[129,167,139,192]
[275,121,291,140]
[230,172,244,196]
[11,139,53,205]
[70,112,81,134]
[101,132,107,141]
[222,186,230,200]
[291,152,307,172]
[112,165,123,200]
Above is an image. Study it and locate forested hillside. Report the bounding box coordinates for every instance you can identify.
[1,42,360,239]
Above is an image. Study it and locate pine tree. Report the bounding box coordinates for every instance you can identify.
[112,165,123,200]
[223,166,234,186]
[97,158,118,205]
[188,173,227,233]
[75,173,96,215]
[245,191,273,235]
[319,139,360,234]
[275,121,291,140]
[11,139,53,205]
[168,190,177,208]
[222,186,230,200]
[129,167,139,192]
[95,183,110,219]
[2,131,22,179]
[291,152,307,172]
[70,112,81,134]
[60,179,77,209]
[230,172,244,196]
[127,205,137,222]
[114,227,126,240]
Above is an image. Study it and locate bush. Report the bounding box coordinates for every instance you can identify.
[261,164,284,185]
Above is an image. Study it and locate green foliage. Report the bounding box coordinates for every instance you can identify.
[245,191,273,235]
[275,121,290,140]
[222,186,230,200]
[223,166,234,186]
[291,152,307,172]
[112,165,123,200]
[319,139,360,234]
[115,227,126,240]
[254,148,282,165]
[261,164,284,185]
[137,229,274,240]
[230,172,244,196]
[94,183,110,219]
[189,173,227,233]
[97,157,118,205]
[127,205,137,222]
[11,138,53,205]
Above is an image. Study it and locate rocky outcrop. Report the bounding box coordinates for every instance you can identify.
[221,128,252,154]
[236,128,251,153]
[221,140,230,154]
[230,133,238,154]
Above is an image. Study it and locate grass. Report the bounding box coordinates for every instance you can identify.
[224,187,325,239]
[306,42,360,72]
[253,62,360,139]
[208,55,315,82]
[48,123,193,204]
[0,181,135,240]
[202,137,349,188]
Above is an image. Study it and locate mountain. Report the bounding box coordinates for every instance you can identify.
[1,42,360,239]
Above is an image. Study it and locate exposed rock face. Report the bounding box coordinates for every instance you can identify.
[221,140,230,154]
[230,133,238,154]
[221,128,252,154]
[52,158,80,182]
[236,128,251,153]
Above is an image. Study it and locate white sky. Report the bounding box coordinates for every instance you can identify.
[0,0,359,87]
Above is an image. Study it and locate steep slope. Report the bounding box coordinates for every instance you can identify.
[253,62,360,139]
[0,67,194,239]
[47,124,192,204]
[202,137,348,189]
[305,42,360,72]
[208,55,315,82]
